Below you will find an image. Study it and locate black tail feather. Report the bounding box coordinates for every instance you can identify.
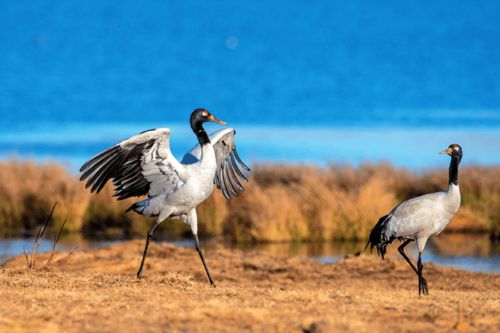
[364,214,393,259]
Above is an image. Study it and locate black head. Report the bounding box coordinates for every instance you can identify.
[190,108,227,130]
[440,144,463,163]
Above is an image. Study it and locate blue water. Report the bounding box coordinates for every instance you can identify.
[1,122,499,170]
[1,1,500,167]
[0,238,117,266]
[1,236,499,273]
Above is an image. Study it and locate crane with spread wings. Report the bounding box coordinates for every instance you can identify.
[80,108,250,286]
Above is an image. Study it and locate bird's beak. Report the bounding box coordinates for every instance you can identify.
[208,115,228,125]
[439,147,453,155]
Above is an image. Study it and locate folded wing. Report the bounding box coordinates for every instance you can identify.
[79,128,185,200]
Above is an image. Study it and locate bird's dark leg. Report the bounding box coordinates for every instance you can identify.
[193,233,216,287]
[397,239,418,275]
[187,209,215,287]
[136,220,162,279]
[417,251,429,295]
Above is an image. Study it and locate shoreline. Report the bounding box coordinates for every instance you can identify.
[1,233,498,273]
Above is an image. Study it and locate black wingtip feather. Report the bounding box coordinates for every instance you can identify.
[230,152,248,182]
[233,146,251,172]
[80,145,120,174]
[80,146,123,191]
[218,166,231,200]
[223,159,238,197]
[227,159,245,191]
[79,139,154,199]
[89,153,125,193]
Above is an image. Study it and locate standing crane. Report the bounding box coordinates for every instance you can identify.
[365,144,462,295]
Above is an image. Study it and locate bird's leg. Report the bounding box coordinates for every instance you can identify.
[136,219,162,279]
[417,252,429,295]
[397,239,418,275]
[188,209,215,287]
[193,234,216,287]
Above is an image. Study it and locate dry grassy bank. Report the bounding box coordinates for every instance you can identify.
[1,241,499,333]
[0,161,498,241]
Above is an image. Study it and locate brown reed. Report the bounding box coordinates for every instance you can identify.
[0,161,498,241]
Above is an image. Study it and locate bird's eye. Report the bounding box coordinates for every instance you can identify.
[202,111,208,116]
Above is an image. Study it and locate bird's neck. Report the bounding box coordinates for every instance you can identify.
[448,155,460,186]
[191,122,210,146]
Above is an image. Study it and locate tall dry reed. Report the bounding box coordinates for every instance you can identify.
[0,161,498,241]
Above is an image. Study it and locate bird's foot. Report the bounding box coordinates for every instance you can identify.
[418,276,429,296]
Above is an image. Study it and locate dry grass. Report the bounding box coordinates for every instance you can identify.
[0,161,88,234]
[224,163,500,241]
[0,161,498,241]
[1,241,499,332]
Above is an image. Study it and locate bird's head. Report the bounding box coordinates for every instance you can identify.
[440,144,463,161]
[190,108,227,130]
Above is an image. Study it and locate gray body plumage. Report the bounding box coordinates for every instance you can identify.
[383,183,460,251]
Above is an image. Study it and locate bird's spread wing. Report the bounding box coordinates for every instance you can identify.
[182,128,251,200]
[79,128,185,200]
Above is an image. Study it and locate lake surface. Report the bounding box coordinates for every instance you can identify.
[2,1,500,125]
[1,1,500,168]
[1,234,498,273]
[1,122,500,170]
